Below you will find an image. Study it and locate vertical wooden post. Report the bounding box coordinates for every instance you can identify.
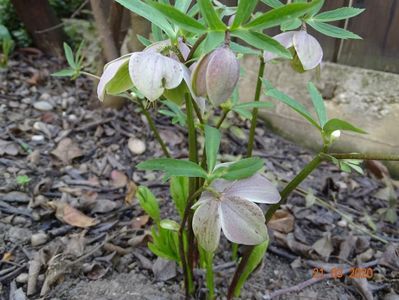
[10,0,65,57]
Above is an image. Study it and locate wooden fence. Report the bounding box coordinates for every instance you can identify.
[224,0,399,74]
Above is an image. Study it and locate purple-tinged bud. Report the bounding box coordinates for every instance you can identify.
[192,46,240,106]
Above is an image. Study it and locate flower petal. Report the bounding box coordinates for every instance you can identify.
[293,30,323,70]
[264,31,295,62]
[223,174,281,204]
[219,196,267,245]
[192,199,221,252]
[129,52,183,101]
[97,55,131,101]
[182,66,206,114]
[191,53,212,97]
[206,47,240,106]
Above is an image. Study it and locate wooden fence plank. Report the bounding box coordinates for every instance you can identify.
[337,0,399,73]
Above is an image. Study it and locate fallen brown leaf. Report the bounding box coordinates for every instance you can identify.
[125,181,137,205]
[268,209,295,233]
[110,170,128,188]
[51,138,83,164]
[131,215,150,229]
[0,139,19,156]
[50,201,98,228]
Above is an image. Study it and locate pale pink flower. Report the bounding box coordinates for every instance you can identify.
[192,174,280,252]
[264,30,323,70]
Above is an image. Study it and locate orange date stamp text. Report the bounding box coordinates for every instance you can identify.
[312,267,373,279]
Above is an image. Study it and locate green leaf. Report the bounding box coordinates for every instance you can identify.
[137,34,152,47]
[262,79,321,129]
[137,186,160,222]
[281,18,302,31]
[137,158,208,178]
[307,82,327,127]
[219,157,264,180]
[198,0,227,30]
[233,239,269,297]
[232,0,259,29]
[170,176,188,218]
[0,25,12,40]
[307,20,362,39]
[232,30,292,59]
[160,219,180,231]
[233,108,253,120]
[259,0,283,8]
[233,101,273,110]
[51,69,75,77]
[175,0,192,13]
[150,1,207,33]
[313,7,365,22]
[230,42,260,55]
[244,0,322,30]
[115,0,174,37]
[202,31,224,54]
[323,119,367,135]
[205,126,221,172]
[63,43,76,68]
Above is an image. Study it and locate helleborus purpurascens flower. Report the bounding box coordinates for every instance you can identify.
[97,40,201,104]
[264,30,323,71]
[192,174,280,252]
[191,46,240,106]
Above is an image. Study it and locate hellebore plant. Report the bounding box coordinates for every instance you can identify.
[55,0,399,299]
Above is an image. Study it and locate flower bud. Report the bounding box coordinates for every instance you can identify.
[192,46,240,106]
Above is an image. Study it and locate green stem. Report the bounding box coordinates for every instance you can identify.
[178,188,204,299]
[186,33,208,63]
[192,98,204,125]
[246,56,266,157]
[216,109,230,129]
[227,155,323,299]
[205,251,215,300]
[328,153,399,161]
[80,71,100,80]
[231,243,238,261]
[139,100,171,158]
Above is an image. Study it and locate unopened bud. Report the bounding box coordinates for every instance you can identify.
[192,46,240,106]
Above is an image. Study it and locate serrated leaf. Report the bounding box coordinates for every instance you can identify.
[115,0,174,38]
[232,0,259,29]
[150,1,207,33]
[137,158,208,178]
[52,69,76,77]
[244,0,322,30]
[232,30,292,59]
[137,186,160,222]
[323,118,366,135]
[307,20,362,39]
[205,126,221,172]
[220,157,264,180]
[233,240,269,297]
[313,7,365,22]
[63,43,76,68]
[262,79,321,129]
[198,0,227,30]
[307,82,327,127]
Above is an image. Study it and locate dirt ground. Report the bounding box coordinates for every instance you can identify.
[0,53,398,300]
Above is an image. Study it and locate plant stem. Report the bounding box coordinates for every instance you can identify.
[80,71,100,80]
[205,251,215,300]
[328,153,399,161]
[192,98,204,125]
[216,109,230,129]
[227,155,323,299]
[186,33,208,63]
[246,56,266,157]
[231,243,238,261]
[138,100,171,158]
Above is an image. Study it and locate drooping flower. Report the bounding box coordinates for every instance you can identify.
[192,174,280,252]
[97,40,202,105]
[264,30,323,71]
[191,46,240,106]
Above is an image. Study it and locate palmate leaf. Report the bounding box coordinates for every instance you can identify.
[244,0,322,30]
[262,79,321,130]
[307,20,362,39]
[231,0,259,29]
[307,82,327,127]
[313,7,365,22]
[232,30,292,59]
[198,0,227,30]
[115,0,174,37]
[137,158,208,178]
[149,1,207,34]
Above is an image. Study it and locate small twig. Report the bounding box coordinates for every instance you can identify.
[0,264,27,282]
